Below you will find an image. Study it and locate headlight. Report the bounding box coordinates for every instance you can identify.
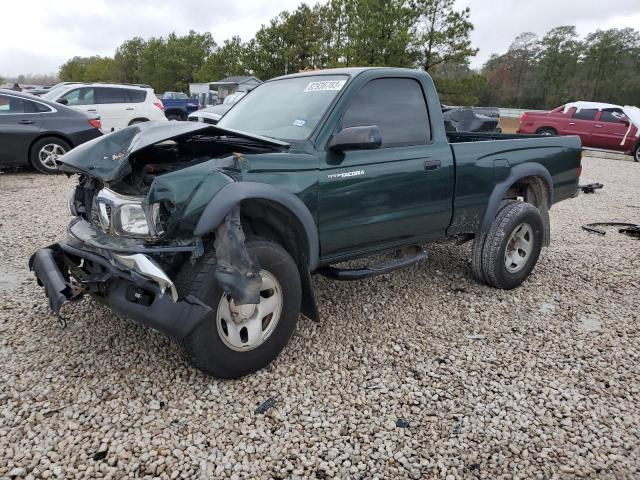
[114,204,150,236]
[93,188,163,238]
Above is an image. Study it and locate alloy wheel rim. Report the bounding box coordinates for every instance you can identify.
[216,269,283,351]
[504,223,533,273]
[39,143,66,169]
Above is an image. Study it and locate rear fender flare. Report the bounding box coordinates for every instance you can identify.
[194,182,319,271]
[480,163,553,233]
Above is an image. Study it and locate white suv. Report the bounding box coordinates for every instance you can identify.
[42,83,167,132]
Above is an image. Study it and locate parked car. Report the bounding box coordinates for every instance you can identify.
[41,83,166,132]
[518,101,640,161]
[29,81,84,97]
[187,91,246,124]
[442,106,501,133]
[160,92,199,121]
[0,89,102,174]
[30,67,581,378]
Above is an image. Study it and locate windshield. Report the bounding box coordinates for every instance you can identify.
[217,75,348,141]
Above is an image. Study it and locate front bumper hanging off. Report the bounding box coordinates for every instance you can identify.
[28,240,212,339]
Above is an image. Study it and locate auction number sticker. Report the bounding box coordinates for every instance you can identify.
[304,80,346,92]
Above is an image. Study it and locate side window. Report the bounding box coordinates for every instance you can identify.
[341,78,431,147]
[127,89,147,103]
[572,108,597,121]
[600,110,627,123]
[62,87,95,106]
[96,88,128,104]
[23,100,52,113]
[0,95,25,114]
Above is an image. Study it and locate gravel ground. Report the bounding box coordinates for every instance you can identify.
[1,156,639,479]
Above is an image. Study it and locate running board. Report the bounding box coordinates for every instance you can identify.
[318,247,428,281]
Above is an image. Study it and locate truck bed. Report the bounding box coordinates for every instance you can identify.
[446,132,582,236]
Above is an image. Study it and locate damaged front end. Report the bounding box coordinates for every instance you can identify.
[29,121,288,337]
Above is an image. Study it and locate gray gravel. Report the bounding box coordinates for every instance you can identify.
[1,156,639,479]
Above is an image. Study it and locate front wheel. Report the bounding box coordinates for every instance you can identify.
[472,201,544,289]
[633,143,639,162]
[177,240,302,378]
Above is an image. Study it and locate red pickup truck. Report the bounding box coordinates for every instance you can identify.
[518,102,640,161]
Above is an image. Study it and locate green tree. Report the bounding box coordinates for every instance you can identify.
[412,0,477,71]
[113,37,147,83]
[196,36,250,81]
[580,28,640,103]
[59,56,114,82]
[537,26,581,107]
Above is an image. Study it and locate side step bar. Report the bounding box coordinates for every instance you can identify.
[318,247,428,281]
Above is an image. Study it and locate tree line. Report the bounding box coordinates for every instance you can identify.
[53,0,640,109]
[481,26,640,109]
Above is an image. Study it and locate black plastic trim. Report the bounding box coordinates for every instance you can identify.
[194,182,320,270]
[480,163,553,233]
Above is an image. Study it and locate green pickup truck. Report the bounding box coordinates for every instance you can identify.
[30,67,581,378]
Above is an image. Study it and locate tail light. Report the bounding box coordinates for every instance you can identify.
[154,100,164,111]
[88,118,102,129]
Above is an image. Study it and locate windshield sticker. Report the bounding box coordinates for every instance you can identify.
[304,80,346,93]
[292,119,307,127]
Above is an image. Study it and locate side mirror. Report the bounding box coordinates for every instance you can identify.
[329,125,382,152]
[57,98,68,105]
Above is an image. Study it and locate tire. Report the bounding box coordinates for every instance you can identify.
[536,127,557,136]
[471,200,516,283]
[29,137,71,174]
[474,201,544,289]
[177,240,302,378]
[166,112,185,121]
[633,143,640,162]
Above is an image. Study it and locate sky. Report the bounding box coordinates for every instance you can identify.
[1,0,639,77]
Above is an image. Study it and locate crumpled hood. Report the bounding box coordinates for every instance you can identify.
[59,121,289,183]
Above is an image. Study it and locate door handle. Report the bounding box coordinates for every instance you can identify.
[86,109,97,112]
[423,159,441,170]
[595,125,602,128]
[125,107,134,111]
[18,119,35,125]
[568,122,576,126]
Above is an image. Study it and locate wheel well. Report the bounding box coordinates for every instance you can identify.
[128,117,149,125]
[503,175,551,246]
[28,133,73,161]
[240,199,309,267]
[164,109,185,118]
[535,126,557,134]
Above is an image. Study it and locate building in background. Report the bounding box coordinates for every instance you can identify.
[189,76,262,105]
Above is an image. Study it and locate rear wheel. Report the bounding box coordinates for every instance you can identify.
[633,143,639,162]
[472,201,544,289]
[536,127,557,136]
[166,111,185,121]
[177,240,302,378]
[29,137,70,174]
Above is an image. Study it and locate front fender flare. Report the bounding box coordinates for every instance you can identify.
[194,182,319,271]
[480,162,553,233]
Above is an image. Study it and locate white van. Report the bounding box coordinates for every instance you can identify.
[42,83,167,132]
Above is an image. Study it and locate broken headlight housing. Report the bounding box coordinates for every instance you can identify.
[92,188,164,239]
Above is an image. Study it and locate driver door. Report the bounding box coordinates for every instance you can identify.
[318,77,454,258]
